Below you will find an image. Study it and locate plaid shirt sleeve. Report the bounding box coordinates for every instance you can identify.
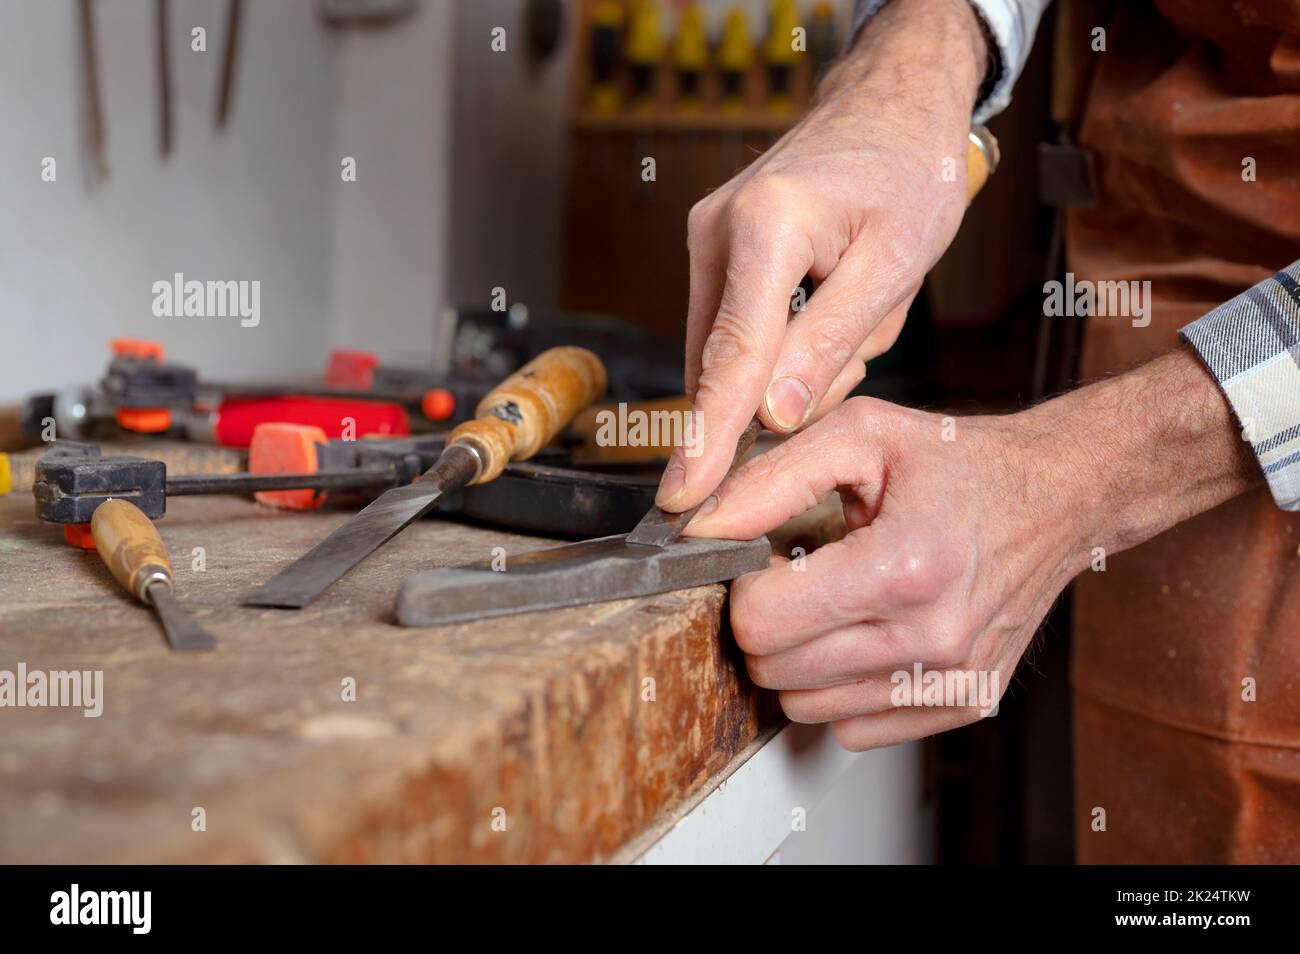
[1180,260,1300,511]
[850,0,1052,124]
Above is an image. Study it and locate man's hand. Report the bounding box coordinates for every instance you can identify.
[685,349,1259,750]
[657,0,990,513]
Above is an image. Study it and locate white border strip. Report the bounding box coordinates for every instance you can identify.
[632,722,863,865]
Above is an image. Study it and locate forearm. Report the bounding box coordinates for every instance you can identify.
[816,0,988,123]
[1025,348,1261,571]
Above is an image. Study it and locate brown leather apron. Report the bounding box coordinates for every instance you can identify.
[1066,0,1300,862]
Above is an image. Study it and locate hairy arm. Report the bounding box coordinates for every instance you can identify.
[1025,348,1261,569]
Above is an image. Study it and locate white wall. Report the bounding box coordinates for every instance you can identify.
[329,0,455,360]
[0,0,855,402]
[0,0,340,401]
[776,741,935,864]
[447,0,570,312]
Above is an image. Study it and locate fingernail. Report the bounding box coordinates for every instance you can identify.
[684,495,718,533]
[655,463,686,507]
[764,376,812,431]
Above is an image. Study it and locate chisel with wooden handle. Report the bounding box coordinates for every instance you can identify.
[242,346,608,609]
[91,498,216,652]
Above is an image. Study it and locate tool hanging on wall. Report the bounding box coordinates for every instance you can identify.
[718,7,754,112]
[215,0,243,129]
[78,0,109,183]
[673,3,707,111]
[625,0,664,106]
[524,0,564,67]
[157,0,173,156]
[91,499,216,652]
[243,346,608,609]
[763,0,802,113]
[588,1,623,112]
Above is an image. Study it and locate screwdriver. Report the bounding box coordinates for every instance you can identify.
[90,499,216,652]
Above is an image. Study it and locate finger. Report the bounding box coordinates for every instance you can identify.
[685,401,883,541]
[740,593,970,683]
[727,542,867,655]
[745,622,909,691]
[831,704,990,752]
[727,529,907,655]
[763,245,916,433]
[778,658,1003,722]
[726,518,961,659]
[779,677,898,723]
[683,202,728,400]
[657,201,814,511]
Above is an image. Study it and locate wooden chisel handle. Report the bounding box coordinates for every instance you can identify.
[448,346,608,485]
[90,499,174,604]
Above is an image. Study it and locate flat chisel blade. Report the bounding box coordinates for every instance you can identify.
[625,417,762,548]
[242,446,479,609]
[148,584,216,652]
[395,533,771,627]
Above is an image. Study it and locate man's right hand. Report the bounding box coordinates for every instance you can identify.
[657,0,990,513]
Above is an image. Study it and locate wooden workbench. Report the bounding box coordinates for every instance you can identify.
[0,444,781,863]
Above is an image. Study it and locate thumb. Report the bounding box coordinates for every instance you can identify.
[684,400,885,541]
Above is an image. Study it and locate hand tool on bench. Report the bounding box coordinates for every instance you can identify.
[395,420,767,626]
[82,338,501,444]
[242,424,659,534]
[242,346,608,609]
[99,339,415,444]
[397,127,1001,626]
[396,533,771,626]
[33,439,396,546]
[90,499,216,652]
[34,431,655,546]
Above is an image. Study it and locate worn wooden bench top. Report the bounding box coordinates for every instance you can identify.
[0,443,778,863]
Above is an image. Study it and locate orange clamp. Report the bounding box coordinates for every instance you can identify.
[248,422,328,510]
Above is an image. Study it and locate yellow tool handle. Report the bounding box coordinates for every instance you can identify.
[568,394,694,464]
[448,346,608,485]
[90,499,174,604]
